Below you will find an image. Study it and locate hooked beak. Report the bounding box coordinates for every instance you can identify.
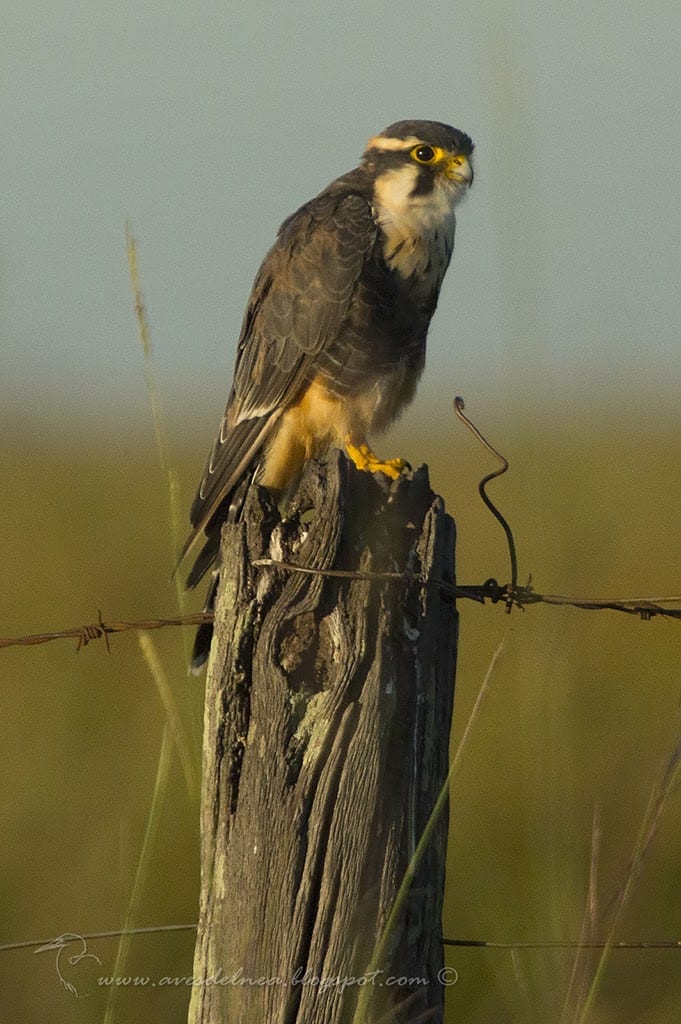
[444,153,473,186]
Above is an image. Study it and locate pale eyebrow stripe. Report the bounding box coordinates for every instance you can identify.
[364,135,422,152]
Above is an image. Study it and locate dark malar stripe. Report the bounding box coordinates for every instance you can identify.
[409,166,437,197]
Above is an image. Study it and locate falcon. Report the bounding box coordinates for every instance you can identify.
[181,119,474,671]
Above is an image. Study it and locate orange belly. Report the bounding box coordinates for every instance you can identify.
[260,378,346,491]
[260,361,421,492]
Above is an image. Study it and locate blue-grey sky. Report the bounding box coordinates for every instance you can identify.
[3,0,680,436]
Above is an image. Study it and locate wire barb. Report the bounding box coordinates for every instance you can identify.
[2,589,681,655]
[0,613,214,652]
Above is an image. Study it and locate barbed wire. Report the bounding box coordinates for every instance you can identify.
[2,396,680,654]
[2,580,681,654]
[0,612,213,652]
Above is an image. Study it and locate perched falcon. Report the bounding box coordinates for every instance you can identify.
[181,119,474,671]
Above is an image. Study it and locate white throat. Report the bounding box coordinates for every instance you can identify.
[372,164,462,290]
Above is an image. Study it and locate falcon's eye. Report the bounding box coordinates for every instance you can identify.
[411,144,437,165]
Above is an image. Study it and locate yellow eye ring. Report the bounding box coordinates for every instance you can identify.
[411,144,438,165]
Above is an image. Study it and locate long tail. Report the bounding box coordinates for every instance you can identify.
[190,574,219,674]
[187,471,255,674]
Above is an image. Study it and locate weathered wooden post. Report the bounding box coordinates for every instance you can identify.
[188,449,458,1024]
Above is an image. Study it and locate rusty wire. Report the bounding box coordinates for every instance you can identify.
[2,577,681,656]
[0,613,213,652]
[454,396,518,602]
[2,398,681,653]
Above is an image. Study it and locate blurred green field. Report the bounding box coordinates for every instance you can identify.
[2,403,680,1023]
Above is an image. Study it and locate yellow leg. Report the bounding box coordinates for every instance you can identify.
[345,439,409,481]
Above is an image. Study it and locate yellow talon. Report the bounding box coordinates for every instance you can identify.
[345,440,409,480]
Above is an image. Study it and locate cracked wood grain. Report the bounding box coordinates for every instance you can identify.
[189,450,458,1024]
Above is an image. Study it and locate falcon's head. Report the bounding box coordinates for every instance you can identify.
[361,119,474,284]
[363,119,473,212]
